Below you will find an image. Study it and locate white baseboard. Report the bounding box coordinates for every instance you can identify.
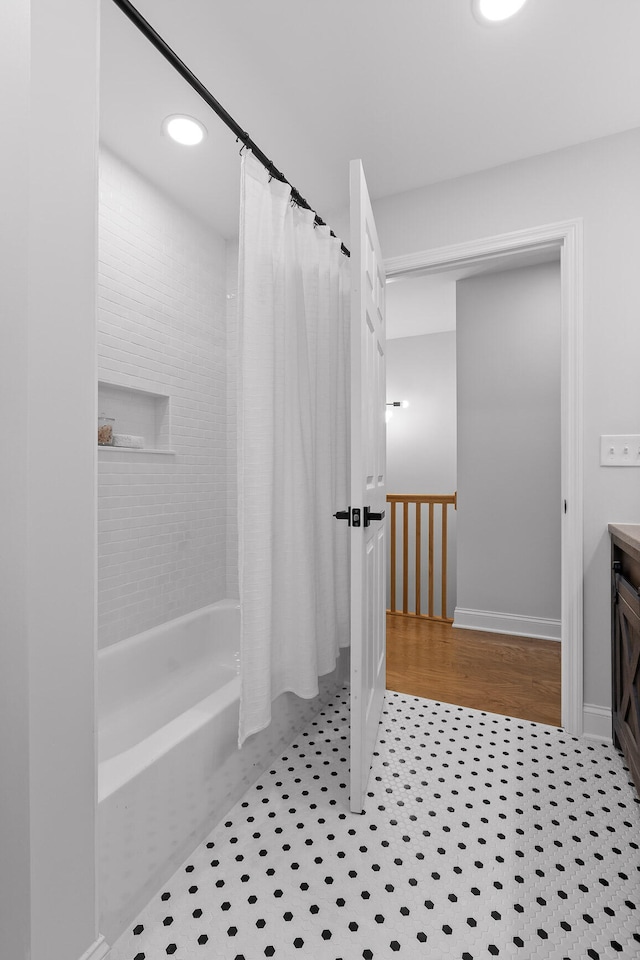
[77,936,110,960]
[582,703,612,743]
[453,607,561,641]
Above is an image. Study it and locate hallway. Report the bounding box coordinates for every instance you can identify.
[386,614,561,727]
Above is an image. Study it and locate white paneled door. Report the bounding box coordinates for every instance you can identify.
[349,160,387,814]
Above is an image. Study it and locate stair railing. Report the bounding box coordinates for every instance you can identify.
[387,493,457,621]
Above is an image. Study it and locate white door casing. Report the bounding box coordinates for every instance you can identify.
[349,160,387,814]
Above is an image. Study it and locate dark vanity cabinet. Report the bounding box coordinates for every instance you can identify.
[609,524,640,797]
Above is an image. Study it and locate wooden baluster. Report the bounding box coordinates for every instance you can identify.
[390,499,397,612]
[387,493,455,623]
[441,502,448,619]
[403,500,409,614]
[415,501,422,617]
[428,502,434,618]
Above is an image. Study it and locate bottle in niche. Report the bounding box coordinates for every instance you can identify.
[98,415,115,446]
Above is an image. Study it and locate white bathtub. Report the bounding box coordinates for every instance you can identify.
[98,599,348,946]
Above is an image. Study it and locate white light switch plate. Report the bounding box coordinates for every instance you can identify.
[600,434,640,466]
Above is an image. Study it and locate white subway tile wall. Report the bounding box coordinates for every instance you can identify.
[98,148,235,648]
[225,242,239,600]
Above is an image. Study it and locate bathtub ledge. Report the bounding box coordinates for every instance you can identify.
[98,674,241,802]
[77,935,110,960]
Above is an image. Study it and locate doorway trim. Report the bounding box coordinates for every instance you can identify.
[384,218,584,736]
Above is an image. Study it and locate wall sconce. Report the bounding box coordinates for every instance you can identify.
[386,400,409,423]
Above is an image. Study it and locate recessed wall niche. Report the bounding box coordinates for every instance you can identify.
[97,380,172,454]
[97,146,228,650]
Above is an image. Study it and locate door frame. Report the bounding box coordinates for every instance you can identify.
[384,218,584,736]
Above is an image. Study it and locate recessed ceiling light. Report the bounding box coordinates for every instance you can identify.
[162,114,207,146]
[472,0,528,24]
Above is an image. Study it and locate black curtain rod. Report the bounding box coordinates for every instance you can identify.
[110,0,350,257]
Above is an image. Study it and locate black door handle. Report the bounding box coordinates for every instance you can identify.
[333,507,361,527]
[364,506,386,527]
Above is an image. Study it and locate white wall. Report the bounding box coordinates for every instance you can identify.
[0,3,31,956]
[386,332,457,616]
[97,149,230,647]
[387,332,457,494]
[0,2,102,959]
[455,262,561,636]
[372,127,640,713]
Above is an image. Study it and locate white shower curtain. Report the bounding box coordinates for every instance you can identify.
[237,151,350,746]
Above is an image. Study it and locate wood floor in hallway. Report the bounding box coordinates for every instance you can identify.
[386,612,562,726]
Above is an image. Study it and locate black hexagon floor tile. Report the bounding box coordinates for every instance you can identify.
[109,689,640,960]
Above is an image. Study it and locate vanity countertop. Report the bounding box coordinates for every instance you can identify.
[608,523,640,562]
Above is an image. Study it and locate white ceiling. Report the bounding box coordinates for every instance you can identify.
[386,275,457,340]
[385,245,560,339]
[100,0,640,242]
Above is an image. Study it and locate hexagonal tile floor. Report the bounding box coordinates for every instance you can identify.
[108,689,639,959]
